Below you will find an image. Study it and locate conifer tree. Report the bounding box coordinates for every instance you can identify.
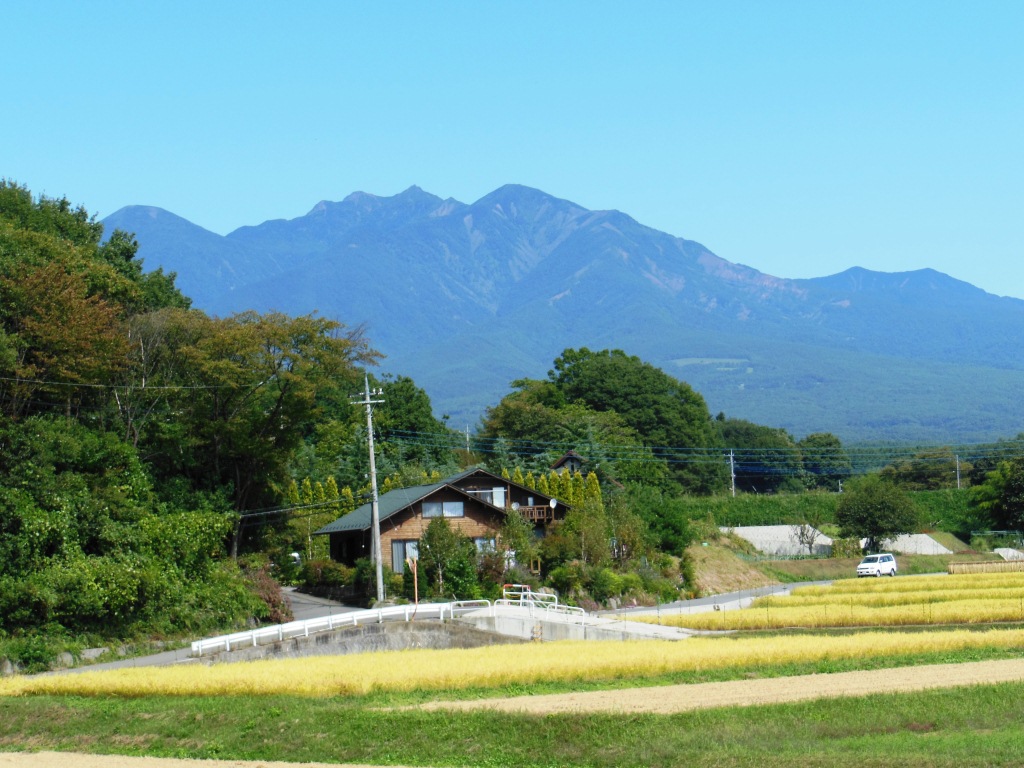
[512,466,525,487]
[585,471,603,507]
[548,471,562,501]
[569,470,585,507]
[340,486,356,515]
[535,472,548,496]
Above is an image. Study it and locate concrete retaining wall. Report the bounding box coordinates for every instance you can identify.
[194,620,525,664]
[458,613,688,642]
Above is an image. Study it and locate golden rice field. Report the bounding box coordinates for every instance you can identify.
[636,572,1024,630]
[2,626,1024,699]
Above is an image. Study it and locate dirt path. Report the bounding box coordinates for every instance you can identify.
[419,657,1024,715]
[4,659,1024,767]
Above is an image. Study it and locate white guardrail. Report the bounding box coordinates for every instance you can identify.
[190,585,588,657]
[495,583,587,622]
[191,600,491,657]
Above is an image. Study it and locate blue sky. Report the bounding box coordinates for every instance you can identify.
[5,2,1023,298]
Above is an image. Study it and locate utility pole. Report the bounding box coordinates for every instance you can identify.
[729,450,736,497]
[353,375,385,604]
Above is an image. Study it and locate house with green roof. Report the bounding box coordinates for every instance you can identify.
[314,467,566,573]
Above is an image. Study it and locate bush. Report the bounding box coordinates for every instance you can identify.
[1,635,62,674]
[547,562,586,599]
[619,572,644,597]
[240,560,292,625]
[589,569,623,603]
[302,559,354,590]
[831,537,862,558]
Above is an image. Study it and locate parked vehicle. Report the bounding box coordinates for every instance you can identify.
[857,553,898,577]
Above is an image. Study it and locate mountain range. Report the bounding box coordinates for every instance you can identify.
[101,185,1024,443]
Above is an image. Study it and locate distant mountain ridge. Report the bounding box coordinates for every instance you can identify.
[102,185,1024,443]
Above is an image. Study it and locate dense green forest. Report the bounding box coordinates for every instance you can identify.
[3,182,1024,671]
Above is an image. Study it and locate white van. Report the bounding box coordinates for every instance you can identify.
[856,553,897,577]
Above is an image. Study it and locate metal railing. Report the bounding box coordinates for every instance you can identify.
[190,600,491,657]
[494,583,586,621]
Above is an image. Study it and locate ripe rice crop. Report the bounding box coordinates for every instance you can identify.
[644,599,1024,630]
[639,573,1024,630]
[798,573,1024,596]
[754,587,1024,609]
[2,627,1024,698]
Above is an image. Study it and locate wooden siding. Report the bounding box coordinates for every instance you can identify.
[380,495,500,553]
[326,469,565,567]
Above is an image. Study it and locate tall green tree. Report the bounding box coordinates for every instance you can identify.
[479,377,667,486]
[418,518,480,599]
[375,375,456,472]
[798,432,852,491]
[549,348,726,493]
[881,447,968,491]
[719,418,803,494]
[837,474,919,552]
[134,309,378,554]
[971,457,1024,531]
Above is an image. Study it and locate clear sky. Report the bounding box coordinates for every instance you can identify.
[4,1,1023,298]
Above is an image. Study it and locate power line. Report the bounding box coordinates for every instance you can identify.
[0,375,233,390]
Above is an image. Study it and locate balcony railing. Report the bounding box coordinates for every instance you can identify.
[517,504,557,522]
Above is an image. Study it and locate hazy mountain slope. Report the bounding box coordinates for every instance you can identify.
[102,186,1024,442]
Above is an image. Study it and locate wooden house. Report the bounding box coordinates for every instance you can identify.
[551,450,585,474]
[313,468,567,573]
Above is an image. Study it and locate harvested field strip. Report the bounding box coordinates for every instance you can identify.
[418,658,1024,714]
[3,627,1024,698]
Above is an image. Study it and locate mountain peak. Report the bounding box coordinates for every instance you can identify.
[104,184,1024,443]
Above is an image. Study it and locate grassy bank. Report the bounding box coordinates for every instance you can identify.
[2,682,1024,767]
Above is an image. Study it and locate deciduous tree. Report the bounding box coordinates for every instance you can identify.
[837,475,919,552]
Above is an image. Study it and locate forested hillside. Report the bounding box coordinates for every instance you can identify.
[0,183,456,666]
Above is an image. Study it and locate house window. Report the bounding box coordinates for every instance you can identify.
[392,540,419,573]
[423,500,463,518]
[474,537,496,553]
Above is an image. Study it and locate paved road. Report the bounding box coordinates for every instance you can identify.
[51,588,355,674]
[283,587,359,622]
[596,580,833,619]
